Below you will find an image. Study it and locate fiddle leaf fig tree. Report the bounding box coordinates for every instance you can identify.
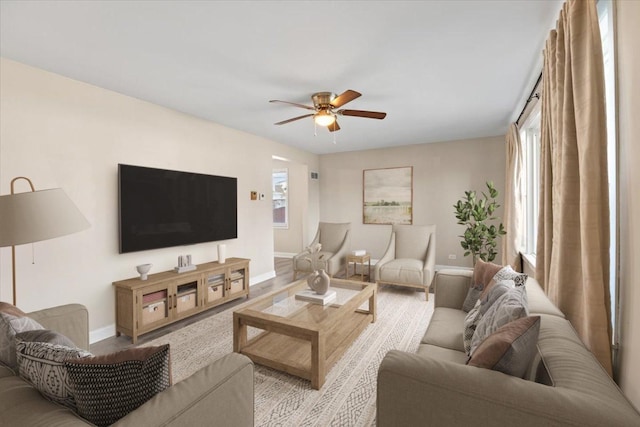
[453,181,506,263]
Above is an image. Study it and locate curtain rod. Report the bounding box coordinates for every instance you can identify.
[515,72,542,127]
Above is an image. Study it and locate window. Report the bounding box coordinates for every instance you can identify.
[272,168,288,228]
[519,106,541,256]
[597,0,618,347]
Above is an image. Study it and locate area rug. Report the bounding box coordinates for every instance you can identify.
[142,285,434,426]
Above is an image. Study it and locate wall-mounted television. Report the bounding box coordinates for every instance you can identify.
[118,164,237,253]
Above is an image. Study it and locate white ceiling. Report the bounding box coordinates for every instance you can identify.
[0,1,563,155]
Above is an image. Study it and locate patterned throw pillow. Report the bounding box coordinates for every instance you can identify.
[463,280,520,355]
[463,300,482,354]
[462,284,483,313]
[493,266,528,287]
[467,316,541,378]
[0,311,44,370]
[478,280,517,316]
[481,265,528,299]
[65,345,172,427]
[15,329,77,348]
[15,340,92,409]
[470,286,529,356]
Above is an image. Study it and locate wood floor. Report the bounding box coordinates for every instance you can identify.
[90,257,299,355]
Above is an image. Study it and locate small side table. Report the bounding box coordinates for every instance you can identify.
[346,253,371,282]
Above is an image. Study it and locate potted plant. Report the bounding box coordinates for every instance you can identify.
[453,181,506,264]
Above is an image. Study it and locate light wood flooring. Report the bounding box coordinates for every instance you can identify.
[90,257,300,355]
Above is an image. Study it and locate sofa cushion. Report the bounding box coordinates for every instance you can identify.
[422,307,466,352]
[379,259,424,285]
[0,365,13,379]
[433,269,472,309]
[15,340,92,409]
[27,304,90,351]
[534,314,640,423]
[417,343,469,365]
[65,345,171,427]
[0,373,91,426]
[470,286,529,356]
[0,311,44,370]
[525,279,565,317]
[467,316,541,378]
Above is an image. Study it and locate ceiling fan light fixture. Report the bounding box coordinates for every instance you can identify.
[314,110,336,127]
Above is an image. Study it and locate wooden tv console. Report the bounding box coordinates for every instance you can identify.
[113,257,250,343]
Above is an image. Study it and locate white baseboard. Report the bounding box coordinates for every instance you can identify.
[250,270,276,286]
[90,324,115,344]
[435,264,473,271]
[349,262,471,278]
[274,252,296,258]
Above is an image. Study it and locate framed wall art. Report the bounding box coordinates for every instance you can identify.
[363,166,413,225]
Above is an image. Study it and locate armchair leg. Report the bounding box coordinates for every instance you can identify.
[425,287,429,301]
[293,271,298,280]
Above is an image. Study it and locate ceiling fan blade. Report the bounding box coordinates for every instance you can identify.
[274,113,314,125]
[338,109,387,120]
[328,120,341,132]
[269,100,316,111]
[330,90,362,108]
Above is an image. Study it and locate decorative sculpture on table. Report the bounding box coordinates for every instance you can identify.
[305,243,330,295]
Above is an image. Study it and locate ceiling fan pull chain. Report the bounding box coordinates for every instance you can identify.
[314,121,318,137]
[333,132,336,144]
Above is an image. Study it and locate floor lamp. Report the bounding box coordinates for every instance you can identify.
[0,177,90,306]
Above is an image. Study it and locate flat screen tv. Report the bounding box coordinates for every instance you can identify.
[118,164,237,253]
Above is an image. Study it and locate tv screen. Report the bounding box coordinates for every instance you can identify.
[118,164,237,253]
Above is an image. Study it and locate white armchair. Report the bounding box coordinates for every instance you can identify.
[375,224,436,300]
[293,222,351,280]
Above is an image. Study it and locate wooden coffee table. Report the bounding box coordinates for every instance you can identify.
[233,278,376,389]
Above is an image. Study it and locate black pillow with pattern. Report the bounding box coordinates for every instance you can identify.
[65,345,171,427]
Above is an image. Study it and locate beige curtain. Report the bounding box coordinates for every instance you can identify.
[502,123,524,271]
[536,0,612,375]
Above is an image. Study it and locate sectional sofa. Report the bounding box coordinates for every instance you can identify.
[377,269,640,426]
[0,303,254,426]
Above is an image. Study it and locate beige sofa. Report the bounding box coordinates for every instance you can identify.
[0,304,254,426]
[377,269,640,426]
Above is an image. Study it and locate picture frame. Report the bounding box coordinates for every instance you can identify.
[363,166,413,225]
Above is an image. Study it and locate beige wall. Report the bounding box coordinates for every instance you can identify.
[0,58,319,341]
[615,0,640,410]
[319,136,505,267]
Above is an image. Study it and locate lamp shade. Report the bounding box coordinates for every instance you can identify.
[0,188,90,247]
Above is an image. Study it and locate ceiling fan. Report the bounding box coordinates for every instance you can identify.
[269,90,386,132]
